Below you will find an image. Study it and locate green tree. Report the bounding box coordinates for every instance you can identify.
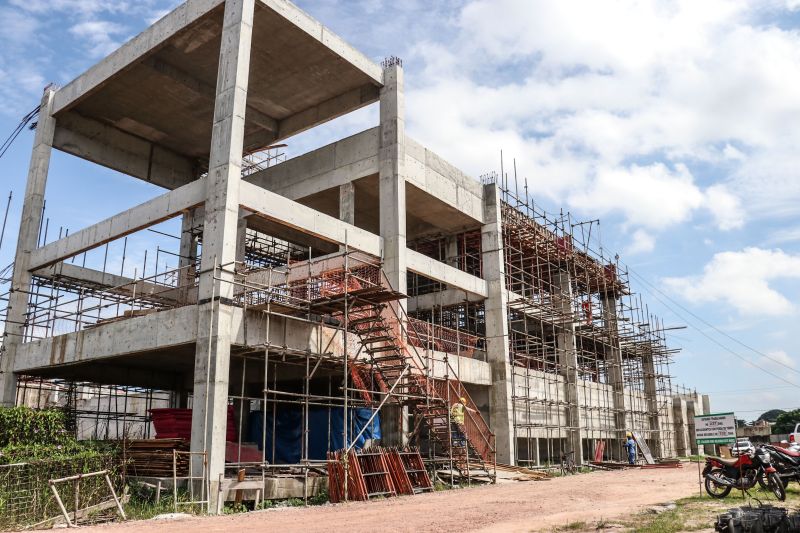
[772,409,800,434]
[758,409,786,423]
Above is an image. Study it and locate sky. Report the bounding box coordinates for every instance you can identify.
[1,0,800,420]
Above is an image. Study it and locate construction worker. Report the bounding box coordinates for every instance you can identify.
[624,432,637,465]
[450,397,476,446]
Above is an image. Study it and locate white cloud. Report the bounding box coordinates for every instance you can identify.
[627,229,655,255]
[704,185,743,230]
[756,350,796,372]
[401,0,800,234]
[70,20,127,58]
[663,247,800,316]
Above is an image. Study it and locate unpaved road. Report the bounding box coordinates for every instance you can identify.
[84,466,700,532]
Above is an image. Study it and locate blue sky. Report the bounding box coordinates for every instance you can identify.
[1,0,800,420]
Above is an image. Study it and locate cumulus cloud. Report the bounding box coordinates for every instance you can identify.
[399,0,800,236]
[663,248,800,316]
[627,229,656,255]
[70,20,127,58]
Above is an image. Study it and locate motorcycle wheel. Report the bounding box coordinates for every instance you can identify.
[768,472,786,501]
[757,471,770,490]
[705,469,732,498]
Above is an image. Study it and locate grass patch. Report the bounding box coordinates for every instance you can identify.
[617,480,800,533]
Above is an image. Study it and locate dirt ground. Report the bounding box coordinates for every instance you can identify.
[82,466,702,532]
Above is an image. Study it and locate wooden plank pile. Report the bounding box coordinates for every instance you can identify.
[125,439,189,477]
[326,447,433,503]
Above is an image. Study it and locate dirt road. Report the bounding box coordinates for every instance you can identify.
[85,466,701,532]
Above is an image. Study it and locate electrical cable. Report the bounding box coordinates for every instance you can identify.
[624,267,800,389]
[0,105,40,161]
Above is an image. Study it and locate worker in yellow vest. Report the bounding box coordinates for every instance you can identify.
[451,397,476,446]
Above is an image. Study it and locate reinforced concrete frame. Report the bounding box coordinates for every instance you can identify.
[0,0,707,512]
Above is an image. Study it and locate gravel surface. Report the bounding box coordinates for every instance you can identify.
[75,465,701,532]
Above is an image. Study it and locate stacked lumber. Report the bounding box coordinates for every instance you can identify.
[494,463,551,480]
[125,439,189,477]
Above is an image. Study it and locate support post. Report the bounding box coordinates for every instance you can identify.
[190,0,254,513]
[643,346,663,457]
[378,61,408,446]
[601,292,627,462]
[1,87,56,405]
[554,271,584,465]
[339,182,355,225]
[482,183,514,464]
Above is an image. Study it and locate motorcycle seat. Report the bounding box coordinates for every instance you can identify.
[775,447,800,458]
[709,456,740,467]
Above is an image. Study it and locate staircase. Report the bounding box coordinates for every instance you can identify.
[275,256,496,481]
[346,300,496,481]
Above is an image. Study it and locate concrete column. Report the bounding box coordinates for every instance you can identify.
[1,88,56,406]
[481,183,515,464]
[378,62,408,445]
[190,0,254,510]
[178,208,199,304]
[642,346,662,457]
[553,271,584,464]
[378,62,406,296]
[686,399,698,455]
[235,212,248,267]
[702,394,714,455]
[601,292,626,461]
[339,182,355,225]
[445,236,458,268]
[672,397,688,456]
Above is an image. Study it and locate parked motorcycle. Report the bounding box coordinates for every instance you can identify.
[702,445,785,501]
[762,444,800,487]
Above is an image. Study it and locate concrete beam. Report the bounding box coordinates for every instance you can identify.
[52,0,226,115]
[407,288,484,312]
[258,0,383,85]
[406,249,487,299]
[143,56,278,135]
[52,111,196,190]
[15,306,199,372]
[32,262,194,306]
[405,137,484,224]
[245,127,379,199]
[277,84,379,140]
[29,178,206,270]
[239,181,382,256]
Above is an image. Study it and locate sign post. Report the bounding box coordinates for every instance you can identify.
[694,412,737,497]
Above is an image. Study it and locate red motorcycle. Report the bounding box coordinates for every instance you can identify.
[703,445,785,501]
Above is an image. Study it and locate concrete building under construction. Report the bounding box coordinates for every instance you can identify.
[0,0,709,507]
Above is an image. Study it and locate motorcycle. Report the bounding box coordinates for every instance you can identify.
[762,444,800,487]
[702,445,785,501]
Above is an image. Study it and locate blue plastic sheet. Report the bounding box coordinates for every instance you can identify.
[247,406,380,463]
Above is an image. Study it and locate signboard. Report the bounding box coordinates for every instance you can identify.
[695,412,737,445]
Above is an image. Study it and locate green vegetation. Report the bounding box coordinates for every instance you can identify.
[550,483,800,532]
[773,409,800,434]
[758,409,786,423]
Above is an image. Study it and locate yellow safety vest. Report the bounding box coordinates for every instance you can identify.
[451,403,465,425]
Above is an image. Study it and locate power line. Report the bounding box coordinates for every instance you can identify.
[624,267,800,390]
[628,268,800,377]
[0,105,40,161]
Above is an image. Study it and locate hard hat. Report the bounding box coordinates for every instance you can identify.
[626,432,632,438]
[460,397,467,404]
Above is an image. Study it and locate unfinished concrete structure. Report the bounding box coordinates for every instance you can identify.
[1,0,708,508]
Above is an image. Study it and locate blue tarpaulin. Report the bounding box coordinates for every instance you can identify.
[247,406,380,463]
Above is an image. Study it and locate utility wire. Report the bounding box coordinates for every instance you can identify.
[0,105,40,161]
[624,267,800,389]
[628,268,800,378]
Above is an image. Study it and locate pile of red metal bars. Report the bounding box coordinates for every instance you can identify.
[327,447,433,503]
